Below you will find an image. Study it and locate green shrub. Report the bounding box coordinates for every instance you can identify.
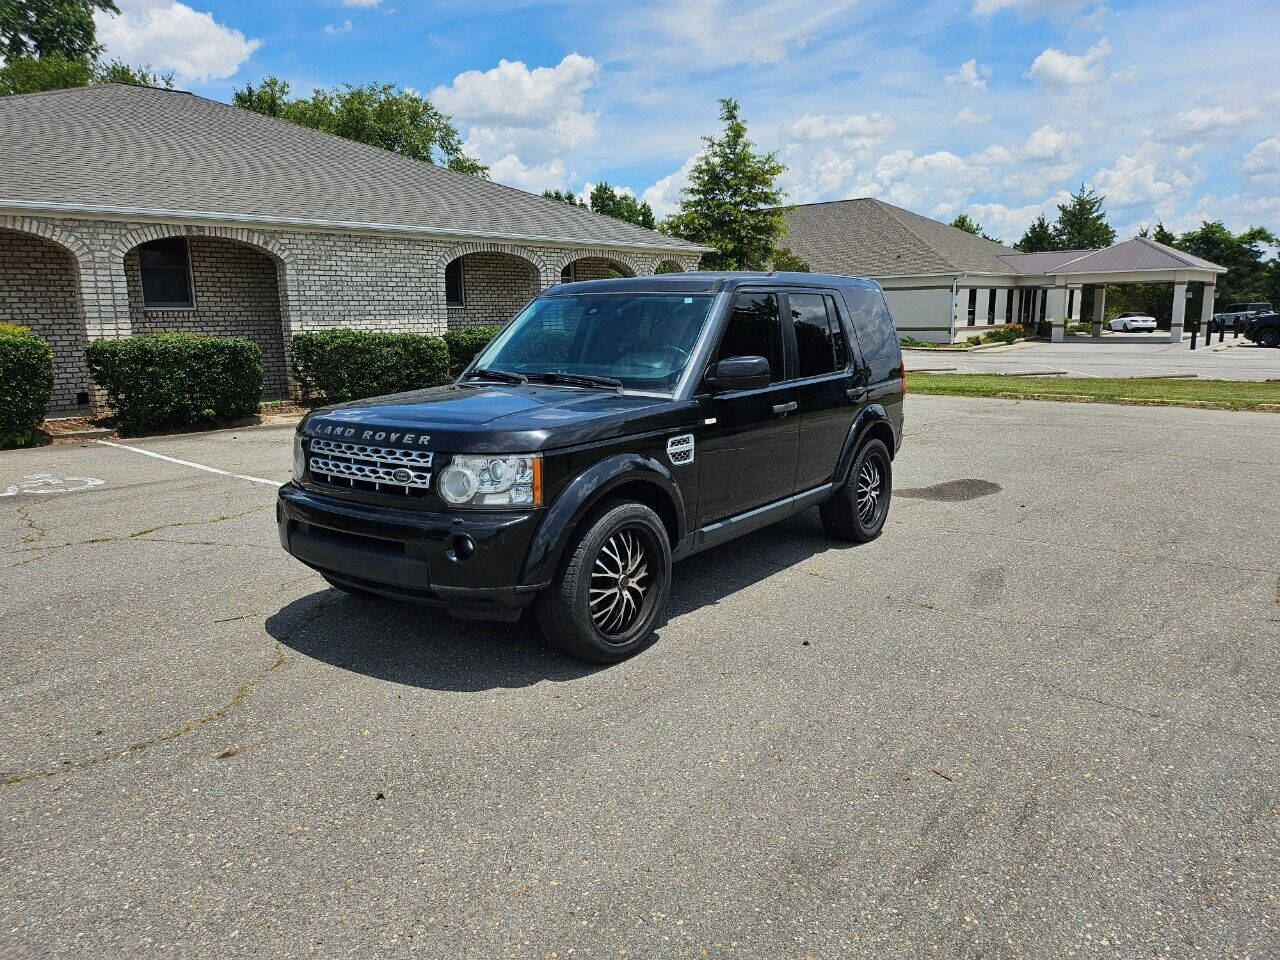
[290,329,450,403]
[0,324,55,449]
[86,333,263,435]
[442,325,498,373]
[981,323,1026,344]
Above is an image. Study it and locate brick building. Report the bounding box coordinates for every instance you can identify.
[0,84,706,412]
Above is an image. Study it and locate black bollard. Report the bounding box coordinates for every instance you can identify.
[1204,318,1212,347]
[1189,320,1197,350]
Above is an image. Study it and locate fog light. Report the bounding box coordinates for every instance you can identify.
[446,534,475,562]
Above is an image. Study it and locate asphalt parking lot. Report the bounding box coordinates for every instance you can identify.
[3,395,1278,959]
[905,334,1280,380]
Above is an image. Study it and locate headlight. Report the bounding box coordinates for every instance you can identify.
[292,433,306,481]
[438,453,542,508]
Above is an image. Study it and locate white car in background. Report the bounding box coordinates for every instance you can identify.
[1109,311,1158,332]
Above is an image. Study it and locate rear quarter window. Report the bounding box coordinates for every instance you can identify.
[842,285,901,375]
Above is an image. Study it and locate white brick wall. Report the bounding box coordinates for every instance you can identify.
[0,228,88,410]
[0,214,702,411]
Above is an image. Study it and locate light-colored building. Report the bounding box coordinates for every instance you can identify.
[0,83,706,412]
[781,198,1225,344]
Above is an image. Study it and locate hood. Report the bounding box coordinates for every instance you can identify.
[302,382,689,452]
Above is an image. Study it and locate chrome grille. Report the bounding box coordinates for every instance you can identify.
[307,438,434,496]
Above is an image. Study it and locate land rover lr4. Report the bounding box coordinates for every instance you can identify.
[278,273,905,663]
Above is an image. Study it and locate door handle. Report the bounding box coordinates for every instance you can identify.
[772,401,798,416]
[846,387,867,402]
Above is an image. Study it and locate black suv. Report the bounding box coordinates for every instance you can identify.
[277,273,905,662]
[1243,311,1280,348]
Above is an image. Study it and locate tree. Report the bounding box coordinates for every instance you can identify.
[950,213,981,236]
[1052,184,1115,250]
[0,50,173,95]
[771,247,810,272]
[663,98,787,270]
[1,0,118,60]
[232,76,488,177]
[589,182,656,230]
[1014,214,1056,252]
[542,189,585,206]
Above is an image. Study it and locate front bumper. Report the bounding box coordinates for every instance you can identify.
[276,482,547,621]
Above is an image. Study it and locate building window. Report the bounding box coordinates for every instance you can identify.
[138,237,194,309]
[560,263,576,283]
[988,289,997,325]
[966,288,977,326]
[445,258,464,307]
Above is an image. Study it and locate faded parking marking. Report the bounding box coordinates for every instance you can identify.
[95,439,283,488]
[1,473,105,497]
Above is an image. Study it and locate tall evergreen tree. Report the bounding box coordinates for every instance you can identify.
[663,98,787,270]
[1052,184,1115,250]
[1014,214,1056,252]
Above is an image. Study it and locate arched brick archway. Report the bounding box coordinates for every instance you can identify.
[0,224,91,411]
[549,248,647,281]
[118,228,295,397]
[435,242,545,329]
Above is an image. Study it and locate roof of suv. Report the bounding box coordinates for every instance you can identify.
[542,271,882,297]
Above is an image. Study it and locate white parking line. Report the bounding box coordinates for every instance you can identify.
[94,440,284,488]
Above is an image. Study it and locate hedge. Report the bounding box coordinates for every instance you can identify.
[290,329,451,403]
[443,325,498,374]
[0,323,55,449]
[86,333,263,435]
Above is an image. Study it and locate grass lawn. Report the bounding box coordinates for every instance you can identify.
[907,373,1280,412]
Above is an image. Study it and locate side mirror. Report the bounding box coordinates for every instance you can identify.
[707,355,771,391]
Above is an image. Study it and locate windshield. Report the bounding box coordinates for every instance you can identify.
[470,293,715,393]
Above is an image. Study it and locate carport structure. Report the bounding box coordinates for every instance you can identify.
[1000,237,1227,344]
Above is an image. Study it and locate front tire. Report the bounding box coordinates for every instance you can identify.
[1259,327,1280,348]
[820,438,892,543]
[535,500,672,664]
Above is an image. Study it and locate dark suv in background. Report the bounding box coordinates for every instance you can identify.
[277,273,905,662]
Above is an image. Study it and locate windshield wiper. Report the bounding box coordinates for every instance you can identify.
[537,372,624,392]
[467,367,528,385]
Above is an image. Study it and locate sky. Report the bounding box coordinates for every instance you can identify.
[92,0,1280,245]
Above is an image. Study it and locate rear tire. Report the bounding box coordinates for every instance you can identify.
[820,439,892,543]
[535,500,672,664]
[1259,327,1280,348]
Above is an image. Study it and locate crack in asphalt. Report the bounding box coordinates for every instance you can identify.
[3,641,290,787]
[1,505,271,569]
[2,596,332,788]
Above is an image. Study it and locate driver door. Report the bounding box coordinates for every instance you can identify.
[696,290,800,526]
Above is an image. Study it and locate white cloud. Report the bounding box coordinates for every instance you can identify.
[95,0,259,82]
[342,0,380,5]
[945,59,991,91]
[432,54,602,192]
[968,195,1070,241]
[1169,105,1262,137]
[787,113,895,147]
[486,154,568,193]
[642,152,702,219]
[1091,142,1198,211]
[953,107,992,125]
[324,19,353,35]
[1027,38,1111,86]
[973,0,1092,17]
[643,0,858,68]
[1241,135,1280,184]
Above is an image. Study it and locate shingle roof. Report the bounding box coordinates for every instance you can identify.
[0,83,705,252]
[779,198,1018,277]
[999,237,1223,275]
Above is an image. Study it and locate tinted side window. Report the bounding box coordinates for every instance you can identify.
[844,286,898,363]
[825,295,849,369]
[789,293,837,378]
[716,292,783,382]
